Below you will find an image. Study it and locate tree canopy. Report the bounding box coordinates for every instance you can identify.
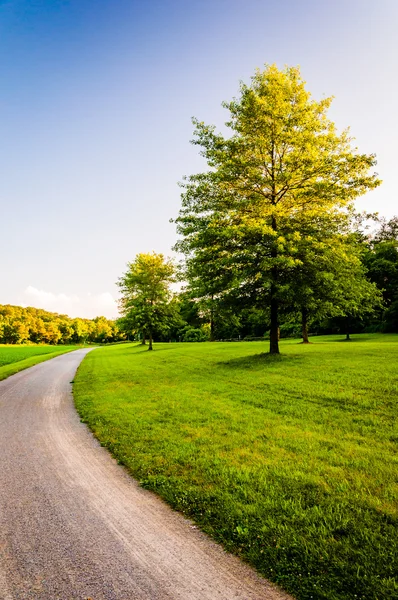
[0,305,121,345]
[363,217,398,332]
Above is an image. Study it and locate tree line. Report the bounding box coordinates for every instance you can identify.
[117,65,398,353]
[0,305,122,345]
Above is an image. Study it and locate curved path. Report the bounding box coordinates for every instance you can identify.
[0,349,291,600]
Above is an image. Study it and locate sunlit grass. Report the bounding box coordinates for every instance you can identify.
[0,344,80,380]
[74,335,398,600]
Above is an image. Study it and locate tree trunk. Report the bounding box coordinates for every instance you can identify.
[148,329,153,351]
[209,295,215,341]
[141,333,146,345]
[269,214,280,354]
[301,307,310,343]
[269,284,280,354]
[269,194,279,354]
[345,317,351,341]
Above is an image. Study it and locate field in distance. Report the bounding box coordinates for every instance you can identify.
[74,335,398,600]
[0,344,80,381]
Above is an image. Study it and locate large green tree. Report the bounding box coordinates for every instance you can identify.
[117,253,176,350]
[175,65,381,353]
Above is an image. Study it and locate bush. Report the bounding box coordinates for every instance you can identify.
[181,326,209,342]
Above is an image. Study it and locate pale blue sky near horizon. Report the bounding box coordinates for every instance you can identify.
[1,0,397,319]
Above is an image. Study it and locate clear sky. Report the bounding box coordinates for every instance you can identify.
[1,0,397,319]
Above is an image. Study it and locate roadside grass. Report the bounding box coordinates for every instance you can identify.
[73,335,398,600]
[0,345,80,381]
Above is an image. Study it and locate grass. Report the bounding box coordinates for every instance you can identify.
[73,335,398,600]
[0,344,80,381]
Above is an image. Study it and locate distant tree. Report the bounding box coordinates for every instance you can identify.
[90,317,115,343]
[175,227,240,341]
[175,64,381,354]
[374,216,398,242]
[0,304,122,345]
[116,314,136,341]
[28,317,46,343]
[70,318,89,344]
[57,318,74,343]
[177,292,203,331]
[117,253,176,350]
[43,321,62,345]
[179,325,209,342]
[364,216,398,331]
[285,216,382,342]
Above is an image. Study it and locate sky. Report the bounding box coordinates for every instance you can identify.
[0,0,397,319]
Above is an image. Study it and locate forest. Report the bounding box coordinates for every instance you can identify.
[0,305,120,345]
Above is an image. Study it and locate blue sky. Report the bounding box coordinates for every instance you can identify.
[1,0,397,318]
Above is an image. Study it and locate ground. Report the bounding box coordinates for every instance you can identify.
[73,334,398,600]
[0,344,80,381]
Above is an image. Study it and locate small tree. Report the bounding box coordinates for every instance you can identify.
[117,253,176,350]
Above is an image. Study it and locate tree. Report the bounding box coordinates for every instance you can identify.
[90,316,114,343]
[364,216,398,332]
[283,214,382,342]
[117,253,176,350]
[69,318,88,344]
[0,304,123,345]
[175,65,381,353]
[374,216,398,243]
[43,321,62,344]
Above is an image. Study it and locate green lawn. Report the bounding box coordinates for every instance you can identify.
[0,344,80,380]
[73,335,398,600]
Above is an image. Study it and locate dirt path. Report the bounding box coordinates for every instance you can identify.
[0,349,292,600]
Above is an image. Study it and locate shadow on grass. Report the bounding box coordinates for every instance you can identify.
[333,337,370,343]
[306,335,375,344]
[120,344,178,355]
[218,352,305,370]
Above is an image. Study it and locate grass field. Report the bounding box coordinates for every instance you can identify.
[0,344,80,381]
[73,335,398,600]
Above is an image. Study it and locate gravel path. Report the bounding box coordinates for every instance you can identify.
[0,349,292,600]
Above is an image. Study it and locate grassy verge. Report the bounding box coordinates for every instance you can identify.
[73,335,398,600]
[0,345,81,381]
